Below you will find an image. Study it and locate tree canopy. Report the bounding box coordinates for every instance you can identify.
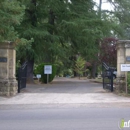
[1,0,130,80]
[16,0,104,62]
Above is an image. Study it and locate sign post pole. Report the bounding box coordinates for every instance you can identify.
[125,72,128,94]
[36,74,41,83]
[47,74,49,84]
[44,65,52,84]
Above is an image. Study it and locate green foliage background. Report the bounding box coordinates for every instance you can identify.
[74,56,87,78]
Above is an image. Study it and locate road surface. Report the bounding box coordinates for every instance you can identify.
[0,104,129,130]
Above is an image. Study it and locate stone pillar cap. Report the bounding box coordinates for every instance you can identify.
[0,42,16,49]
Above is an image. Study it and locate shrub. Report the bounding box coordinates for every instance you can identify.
[35,63,56,83]
[63,69,73,77]
[74,56,87,79]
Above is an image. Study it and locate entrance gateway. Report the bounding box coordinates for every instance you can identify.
[0,40,130,96]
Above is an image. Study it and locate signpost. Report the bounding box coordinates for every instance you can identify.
[44,65,52,84]
[121,64,130,94]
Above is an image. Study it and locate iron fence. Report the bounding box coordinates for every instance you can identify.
[102,62,114,92]
[18,61,27,93]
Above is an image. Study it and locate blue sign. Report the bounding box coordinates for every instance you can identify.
[0,57,7,62]
[126,56,130,61]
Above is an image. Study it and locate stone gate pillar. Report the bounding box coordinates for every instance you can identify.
[0,42,17,96]
[116,40,130,91]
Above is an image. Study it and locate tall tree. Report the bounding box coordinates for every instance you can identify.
[16,0,118,81]
[16,0,71,82]
[15,0,96,81]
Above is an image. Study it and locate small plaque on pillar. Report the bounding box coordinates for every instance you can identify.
[126,56,130,62]
[0,57,7,62]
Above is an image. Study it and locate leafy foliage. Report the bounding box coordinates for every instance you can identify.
[99,37,118,66]
[14,0,105,80]
[102,0,130,39]
[74,56,87,78]
[16,0,110,62]
[0,0,25,42]
[16,38,35,62]
[1,0,130,82]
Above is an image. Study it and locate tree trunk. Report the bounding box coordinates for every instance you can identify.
[91,62,97,79]
[26,58,34,83]
[73,71,77,77]
[99,0,102,18]
[48,9,55,34]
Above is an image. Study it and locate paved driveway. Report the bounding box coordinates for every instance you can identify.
[0,77,130,106]
[23,77,106,93]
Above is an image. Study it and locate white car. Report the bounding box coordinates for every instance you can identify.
[104,69,117,79]
[113,70,117,78]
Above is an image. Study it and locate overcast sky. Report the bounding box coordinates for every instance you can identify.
[94,0,114,10]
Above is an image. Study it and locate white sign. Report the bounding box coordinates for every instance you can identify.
[121,64,130,71]
[44,65,52,74]
[36,74,41,79]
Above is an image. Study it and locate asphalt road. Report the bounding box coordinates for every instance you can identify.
[0,105,130,130]
[0,77,130,130]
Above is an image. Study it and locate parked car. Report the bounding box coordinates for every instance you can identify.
[113,70,117,79]
[103,68,117,79]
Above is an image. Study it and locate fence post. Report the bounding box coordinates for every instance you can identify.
[102,63,105,89]
[110,69,113,92]
[17,61,28,93]
[102,62,114,92]
[18,68,21,93]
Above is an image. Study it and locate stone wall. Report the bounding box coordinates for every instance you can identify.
[116,40,130,92]
[0,42,17,96]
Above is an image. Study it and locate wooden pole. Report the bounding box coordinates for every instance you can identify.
[47,74,49,84]
[125,71,128,94]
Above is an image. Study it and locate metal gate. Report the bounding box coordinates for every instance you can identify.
[18,61,27,93]
[102,62,114,92]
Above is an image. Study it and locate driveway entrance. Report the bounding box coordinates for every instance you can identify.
[23,77,106,94]
[0,77,130,105]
